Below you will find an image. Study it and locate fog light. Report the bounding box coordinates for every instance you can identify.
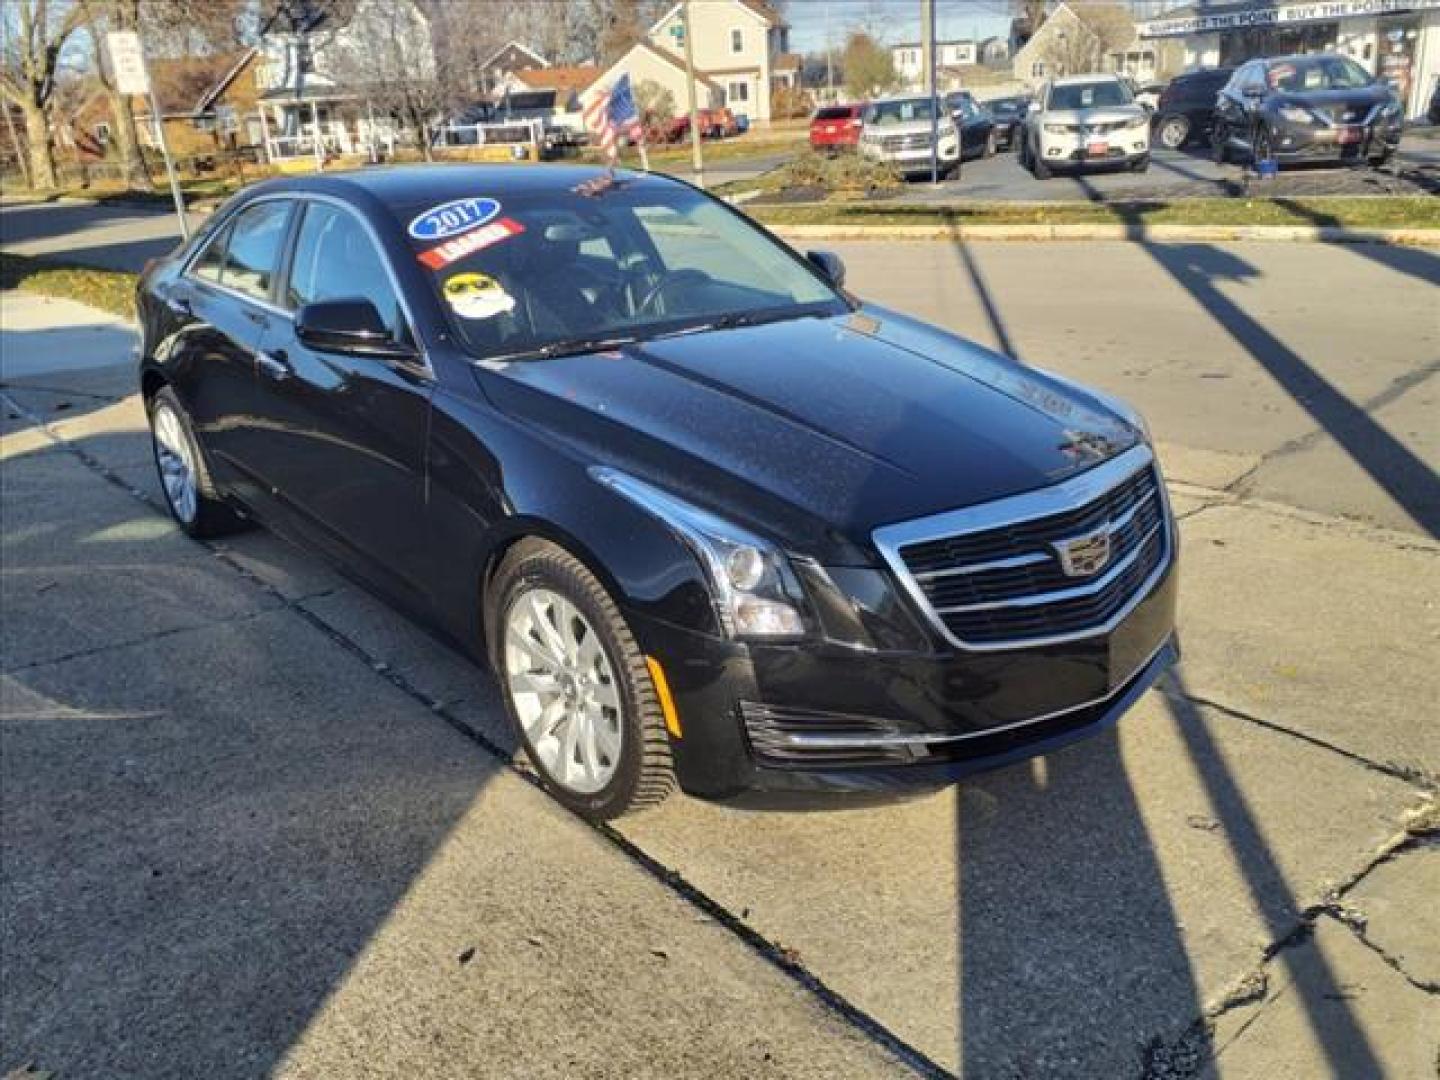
[734,597,803,637]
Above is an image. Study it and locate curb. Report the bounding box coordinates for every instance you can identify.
[768,222,1440,245]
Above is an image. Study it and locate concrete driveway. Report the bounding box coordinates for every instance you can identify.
[3,229,1438,1079]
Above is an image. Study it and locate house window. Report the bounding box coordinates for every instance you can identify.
[95,122,112,143]
[728,80,749,103]
[1031,61,1046,77]
[731,28,743,53]
[216,104,239,133]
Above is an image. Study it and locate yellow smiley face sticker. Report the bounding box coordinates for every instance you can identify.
[443,271,516,320]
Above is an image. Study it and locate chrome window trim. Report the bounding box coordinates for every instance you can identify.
[872,444,1173,652]
[182,190,431,377]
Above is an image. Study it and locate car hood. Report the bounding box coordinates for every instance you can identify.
[1042,106,1147,125]
[479,307,1140,563]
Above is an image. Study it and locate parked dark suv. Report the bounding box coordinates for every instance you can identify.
[135,165,1177,819]
[1151,67,1232,150]
[1212,53,1403,167]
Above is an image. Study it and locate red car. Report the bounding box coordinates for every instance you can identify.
[809,103,865,153]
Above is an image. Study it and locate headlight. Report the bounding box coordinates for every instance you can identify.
[1044,123,1071,134]
[1278,105,1313,124]
[590,468,806,639]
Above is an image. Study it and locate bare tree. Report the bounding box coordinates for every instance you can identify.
[842,31,897,98]
[1036,3,1136,76]
[326,0,441,160]
[0,0,86,189]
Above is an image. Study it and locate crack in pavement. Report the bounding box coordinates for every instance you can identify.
[1159,684,1435,791]
[1223,358,1440,498]
[0,389,954,1079]
[1142,796,1439,1078]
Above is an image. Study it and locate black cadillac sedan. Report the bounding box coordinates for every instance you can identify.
[137,165,1178,819]
[1212,54,1403,167]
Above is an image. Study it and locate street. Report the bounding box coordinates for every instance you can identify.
[3,225,1437,1077]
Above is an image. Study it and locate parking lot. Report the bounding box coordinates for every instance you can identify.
[3,221,1437,1076]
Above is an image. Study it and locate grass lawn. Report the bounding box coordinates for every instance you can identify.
[1,253,139,319]
[748,196,1440,232]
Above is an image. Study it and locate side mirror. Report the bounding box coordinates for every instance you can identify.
[295,298,417,360]
[806,249,846,288]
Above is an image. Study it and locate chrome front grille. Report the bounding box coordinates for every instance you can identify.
[873,446,1171,650]
[881,132,932,152]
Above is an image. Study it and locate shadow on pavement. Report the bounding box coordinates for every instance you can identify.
[1059,174,1440,539]
[0,426,510,1079]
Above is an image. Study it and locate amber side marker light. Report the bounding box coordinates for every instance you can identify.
[645,656,683,739]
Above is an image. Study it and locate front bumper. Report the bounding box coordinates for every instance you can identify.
[627,553,1179,798]
[863,142,961,173]
[1038,128,1150,167]
[1267,119,1402,161]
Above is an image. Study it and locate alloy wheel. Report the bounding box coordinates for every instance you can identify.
[152,403,198,524]
[504,588,623,795]
[1159,117,1188,150]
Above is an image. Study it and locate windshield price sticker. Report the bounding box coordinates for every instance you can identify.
[408,197,501,241]
[417,218,525,270]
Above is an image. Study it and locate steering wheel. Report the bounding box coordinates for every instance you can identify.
[633,268,710,318]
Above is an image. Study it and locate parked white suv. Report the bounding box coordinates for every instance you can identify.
[1020,75,1151,179]
[858,95,961,180]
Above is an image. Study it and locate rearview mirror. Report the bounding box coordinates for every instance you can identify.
[295,298,417,361]
[806,250,846,288]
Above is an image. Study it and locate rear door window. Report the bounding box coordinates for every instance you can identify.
[217,201,292,303]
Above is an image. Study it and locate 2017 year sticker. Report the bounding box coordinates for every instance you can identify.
[408,197,501,241]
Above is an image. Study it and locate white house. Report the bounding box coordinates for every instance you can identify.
[1010,2,1155,85]
[583,0,791,125]
[254,0,435,158]
[891,40,977,87]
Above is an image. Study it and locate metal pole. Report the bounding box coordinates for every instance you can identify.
[146,86,189,239]
[681,0,705,189]
[923,0,938,184]
[825,2,834,95]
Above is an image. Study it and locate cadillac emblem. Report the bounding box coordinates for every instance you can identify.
[1053,528,1112,577]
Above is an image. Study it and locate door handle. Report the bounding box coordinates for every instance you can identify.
[257,349,292,380]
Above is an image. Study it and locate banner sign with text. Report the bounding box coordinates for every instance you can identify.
[1140,0,1440,38]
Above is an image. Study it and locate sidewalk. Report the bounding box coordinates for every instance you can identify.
[3,290,1436,1077]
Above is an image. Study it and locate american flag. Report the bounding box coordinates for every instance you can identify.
[583,73,644,161]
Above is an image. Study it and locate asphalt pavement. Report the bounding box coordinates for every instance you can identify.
[893,136,1439,202]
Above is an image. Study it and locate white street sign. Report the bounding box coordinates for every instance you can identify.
[106,31,150,95]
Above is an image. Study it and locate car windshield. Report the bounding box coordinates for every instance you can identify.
[866,98,940,124]
[404,179,845,361]
[1048,80,1132,109]
[991,99,1022,115]
[1266,56,1372,92]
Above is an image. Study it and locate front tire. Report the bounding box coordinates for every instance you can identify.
[490,540,675,820]
[1157,115,1189,149]
[1129,154,1150,173]
[147,386,247,539]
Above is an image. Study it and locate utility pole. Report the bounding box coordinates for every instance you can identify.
[824,1,834,96]
[681,0,705,189]
[922,0,938,184]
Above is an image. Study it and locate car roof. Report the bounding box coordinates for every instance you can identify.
[236,163,663,212]
[1051,73,1123,86]
[1260,53,1346,65]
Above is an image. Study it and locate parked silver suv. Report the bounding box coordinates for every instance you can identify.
[858,95,961,179]
[1020,74,1151,179]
